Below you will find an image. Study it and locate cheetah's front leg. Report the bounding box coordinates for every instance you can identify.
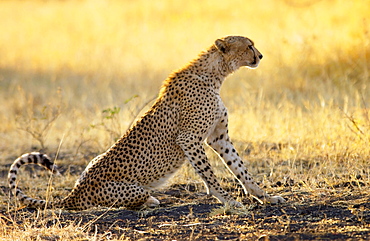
[206,114,285,204]
[176,132,241,207]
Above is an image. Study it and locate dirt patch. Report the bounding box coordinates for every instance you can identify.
[1,183,370,240]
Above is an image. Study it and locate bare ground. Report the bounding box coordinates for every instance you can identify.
[1,180,370,240]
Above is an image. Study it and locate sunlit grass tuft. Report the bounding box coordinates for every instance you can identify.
[0,209,106,240]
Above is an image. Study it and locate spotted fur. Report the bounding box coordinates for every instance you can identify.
[8,36,285,210]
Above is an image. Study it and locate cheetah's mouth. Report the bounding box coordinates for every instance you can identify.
[247,47,259,68]
[252,55,257,64]
[247,58,259,69]
[251,58,257,66]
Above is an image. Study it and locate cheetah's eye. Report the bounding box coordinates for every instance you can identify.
[248,45,253,50]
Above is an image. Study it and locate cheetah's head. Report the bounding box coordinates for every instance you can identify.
[215,36,263,71]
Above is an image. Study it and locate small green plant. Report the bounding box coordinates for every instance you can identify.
[91,95,139,142]
[90,94,158,142]
[101,106,122,141]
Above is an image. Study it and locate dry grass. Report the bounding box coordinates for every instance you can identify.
[0,0,370,239]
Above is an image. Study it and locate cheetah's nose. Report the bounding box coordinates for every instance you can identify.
[259,54,263,59]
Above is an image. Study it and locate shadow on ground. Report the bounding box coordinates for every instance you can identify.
[1,182,370,240]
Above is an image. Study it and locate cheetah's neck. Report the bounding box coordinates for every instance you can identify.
[191,46,233,78]
[158,45,236,101]
[178,46,234,90]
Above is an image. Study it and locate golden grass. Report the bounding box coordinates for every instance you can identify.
[0,0,369,239]
[0,208,110,240]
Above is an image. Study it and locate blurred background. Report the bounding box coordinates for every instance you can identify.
[0,0,369,165]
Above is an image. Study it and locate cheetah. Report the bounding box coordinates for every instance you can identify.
[8,36,285,210]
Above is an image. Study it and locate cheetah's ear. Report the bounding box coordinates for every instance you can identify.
[215,39,229,53]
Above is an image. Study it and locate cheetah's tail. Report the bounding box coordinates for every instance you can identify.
[8,152,61,209]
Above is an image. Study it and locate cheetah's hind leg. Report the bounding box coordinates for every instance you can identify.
[94,181,156,209]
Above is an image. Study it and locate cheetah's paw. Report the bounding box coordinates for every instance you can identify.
[144,196,160,208]
[266,195,286,204]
